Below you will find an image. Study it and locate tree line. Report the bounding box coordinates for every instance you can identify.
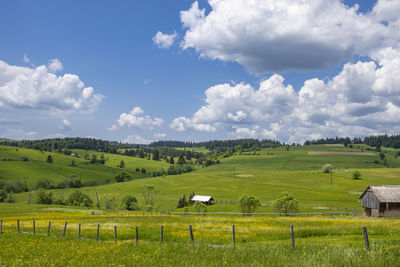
[305,134,400,149]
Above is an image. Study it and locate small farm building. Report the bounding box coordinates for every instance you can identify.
[360,185,400,217]
[191,195,215,205]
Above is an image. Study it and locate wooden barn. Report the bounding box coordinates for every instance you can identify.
[190,195,215,205]
[360,185,400,217]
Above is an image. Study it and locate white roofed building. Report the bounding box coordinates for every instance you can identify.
[190,195,215,205]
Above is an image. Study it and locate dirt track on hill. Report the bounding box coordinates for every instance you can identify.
[308,151,375,156]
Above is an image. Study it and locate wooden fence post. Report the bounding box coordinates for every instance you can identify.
[63,221,67,237]
[290,225,295,250]
[160,225,163,243]
[135,226,138,244]
[0,219,2,234]
[96,224,100,241]
[362,226,370,251]
[33,220,35,235]
[189,225,194,244]
[232,225,236,248]
[47,221,51,236]
[17,219,20,233]
[114,226,117,243]
[78,223,81,238]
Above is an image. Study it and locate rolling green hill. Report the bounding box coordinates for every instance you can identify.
[3,144,400,211]
[0,146,170,188]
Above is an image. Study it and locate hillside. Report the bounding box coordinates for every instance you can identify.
[0,146,170,189]
[4,144,400,211]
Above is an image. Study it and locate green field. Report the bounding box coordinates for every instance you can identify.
[1,144,400,265]
[0,146,170,188]
[1,204,400,266]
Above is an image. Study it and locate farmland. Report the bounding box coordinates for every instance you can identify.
[1,142,400,265]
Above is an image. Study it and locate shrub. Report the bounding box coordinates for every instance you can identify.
[21,155,29,161]
[238,195,260,216]
[121,195,139,211]
[353,171,362,180]
[35,190,53,204]
[36,178,52,189]
[273,192,300,215]
[0,189,7,202]
[115,172,131,183]
[141,168,146,174]
[103,196,116,210]
[194,200,207,216]
[67,190,93,207]
[46,155,53,163]
[322,164,333,173]
[6,193,16,203]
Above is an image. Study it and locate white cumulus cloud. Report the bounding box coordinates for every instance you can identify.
[112,106,163,130]
[0,59,103,112]
[153,133,167,139]
[178,0,400,73]
[123,134,152,144]
[153,31,178,49]
[171,46,400,142]
[48,58,64,72]
[61,119,72,131]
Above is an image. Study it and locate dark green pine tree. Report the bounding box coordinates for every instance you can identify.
[169,156,175,164]
[152,149,160,161]
[177,155,186,165]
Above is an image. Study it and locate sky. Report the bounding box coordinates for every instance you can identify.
[1,0,400,144]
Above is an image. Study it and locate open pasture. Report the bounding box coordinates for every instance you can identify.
[1,204,400,266]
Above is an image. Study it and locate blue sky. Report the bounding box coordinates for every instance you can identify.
[1,0,399,143]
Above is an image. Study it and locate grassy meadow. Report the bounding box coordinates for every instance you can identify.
[0,146,170,188]
[1,204,400,266]
[1,143,400,265]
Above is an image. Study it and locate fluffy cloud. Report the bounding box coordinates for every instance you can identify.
[48,59,63,72]
[112,106,163,130]
[178,0,399,72]
[153,133,166,139]
[153,31,178,49]
[170,74,296,132]
[0,59,103,112]
[171,46,400,142]
[61,119,72,131]
[123,134,152,144]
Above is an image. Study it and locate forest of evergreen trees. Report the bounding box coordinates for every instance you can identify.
[149,139,282,150]
[305,134,400,149]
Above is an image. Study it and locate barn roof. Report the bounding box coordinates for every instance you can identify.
[191,195,214,202]
[360,185,400,202]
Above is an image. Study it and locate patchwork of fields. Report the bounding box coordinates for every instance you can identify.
[1,143,400,265]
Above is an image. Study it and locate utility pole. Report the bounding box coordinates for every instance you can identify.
[233,166,236,180]
[330,169,333,185]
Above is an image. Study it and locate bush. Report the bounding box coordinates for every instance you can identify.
[322,164,333,173]
[35,190,53,204]
[238,195,260,216]
[53,195,66,205]
[36,178,52,189]
[121,195,139,210]
[6,193,16,203]
[115,172,131,183]
[103,196,117,210]
[0,189,7,202]
[21,155,29,161]
[353,171,362,180]
[4,181,26,193]
[67,190,93,207]
[273,192,300,215]
[194,200,207,216]
[46,155,53,163]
